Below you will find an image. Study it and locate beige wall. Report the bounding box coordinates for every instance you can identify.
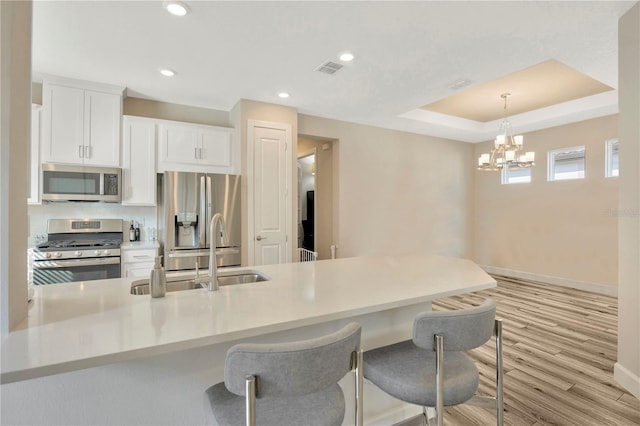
[1,0,31,333]
[298,136,335,260]
[299,114,474,259]
[473,115,619,288]
[616,1,640,398]
[123,97,231,127]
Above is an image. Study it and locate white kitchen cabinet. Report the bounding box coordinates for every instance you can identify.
[41,76,124,167]
[28,104,41,205]
[121,244,158,278]
[122,116,156,206]
[158,121,235,174]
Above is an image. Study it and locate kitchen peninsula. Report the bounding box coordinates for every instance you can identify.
[1,254,495,425]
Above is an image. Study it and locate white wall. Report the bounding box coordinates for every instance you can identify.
[615,1,640,399]
[299,114,474,259]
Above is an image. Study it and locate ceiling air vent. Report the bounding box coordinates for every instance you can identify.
[315,61,343,75]
[447,79,472,90]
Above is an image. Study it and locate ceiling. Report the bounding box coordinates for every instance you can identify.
[31,1,636,143]
[419,59,614,123]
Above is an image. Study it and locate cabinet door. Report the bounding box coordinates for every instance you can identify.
[42,84,84,164]
[84,91,121,166]
[122,117,156,206]
[160,124,199,166]
[200,128,232,168]
[28,105,41,205]
[123,262,156,278]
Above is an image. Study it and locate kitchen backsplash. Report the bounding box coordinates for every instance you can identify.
[28,203,157,247]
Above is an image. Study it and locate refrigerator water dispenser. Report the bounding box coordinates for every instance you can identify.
[175,212,199,247]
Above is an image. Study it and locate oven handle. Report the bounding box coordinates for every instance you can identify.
[33,257,121,269]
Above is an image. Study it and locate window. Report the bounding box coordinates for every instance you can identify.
[605,138,619,177]
[502,166,531,184]
[548,146,585,181]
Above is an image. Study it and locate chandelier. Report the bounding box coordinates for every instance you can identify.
[478,93,535,171]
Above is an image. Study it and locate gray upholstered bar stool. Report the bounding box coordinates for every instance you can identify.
[203,322,364,426]
[363,299,503,426]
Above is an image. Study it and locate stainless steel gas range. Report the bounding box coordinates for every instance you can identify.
[33,219,123,285]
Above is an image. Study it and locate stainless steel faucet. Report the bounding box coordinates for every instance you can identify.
[206,213,227,291]
[191,213,227,291]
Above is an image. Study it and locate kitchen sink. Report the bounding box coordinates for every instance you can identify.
[130,270,270,295]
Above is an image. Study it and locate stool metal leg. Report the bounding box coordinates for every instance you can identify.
[352,350,364,426]
[435,334,444,426]
[245,375,256,426]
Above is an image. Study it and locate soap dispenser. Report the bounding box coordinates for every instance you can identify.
[149,256,166,298]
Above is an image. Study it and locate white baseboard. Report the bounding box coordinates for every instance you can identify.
[614,362,640,399]
[365,403,422,426]
[481,265,618,297]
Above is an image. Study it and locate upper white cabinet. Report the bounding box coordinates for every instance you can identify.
[28,104,41,205]
[158,121,235,174]
[122,116,157,206]
[41,76,124,167]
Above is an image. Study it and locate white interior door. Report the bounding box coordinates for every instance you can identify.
[252,125,289,265]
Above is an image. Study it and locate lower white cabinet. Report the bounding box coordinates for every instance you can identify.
[122,116,157,206]
[121,246,158,278]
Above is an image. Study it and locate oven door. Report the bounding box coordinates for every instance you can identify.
[33,257,121,285]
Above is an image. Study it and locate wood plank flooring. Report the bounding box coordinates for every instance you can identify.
[398,276,639,426]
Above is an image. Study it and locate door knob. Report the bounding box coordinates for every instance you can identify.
[256,235,267,241]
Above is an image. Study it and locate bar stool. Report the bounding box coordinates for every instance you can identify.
[203,322,364,426]
[363,299,503,426]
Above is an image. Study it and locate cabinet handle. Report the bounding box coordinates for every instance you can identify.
[85,146,91,158]
[133,255,152,259]
[199,147,203,159]
[79,145,84,158]
[194,147,198,159]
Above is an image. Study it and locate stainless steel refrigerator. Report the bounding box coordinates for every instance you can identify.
[158,172,241,271]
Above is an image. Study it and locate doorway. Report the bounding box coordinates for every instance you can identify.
[297,151,316,253]
[297,136,336,260]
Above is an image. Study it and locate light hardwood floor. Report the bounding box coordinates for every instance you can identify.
[398,276,640,426]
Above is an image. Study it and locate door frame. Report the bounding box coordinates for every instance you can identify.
[246,120,293,265]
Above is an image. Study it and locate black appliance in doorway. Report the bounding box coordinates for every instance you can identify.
[301,190,314,251]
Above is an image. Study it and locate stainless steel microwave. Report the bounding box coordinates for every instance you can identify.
[41,164,122,202]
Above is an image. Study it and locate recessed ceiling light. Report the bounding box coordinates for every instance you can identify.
[159,68,176,77]
[339,52,354,62]
[163,1,190,16]
[278,92,290,99]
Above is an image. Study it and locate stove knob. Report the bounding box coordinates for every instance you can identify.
[94,250,102,256]
[45,252,52,259]
[103,249,111,256]
[75,251,82,257]
[55,252,63,258]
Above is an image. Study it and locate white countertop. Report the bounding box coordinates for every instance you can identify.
[1,254,495,384]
